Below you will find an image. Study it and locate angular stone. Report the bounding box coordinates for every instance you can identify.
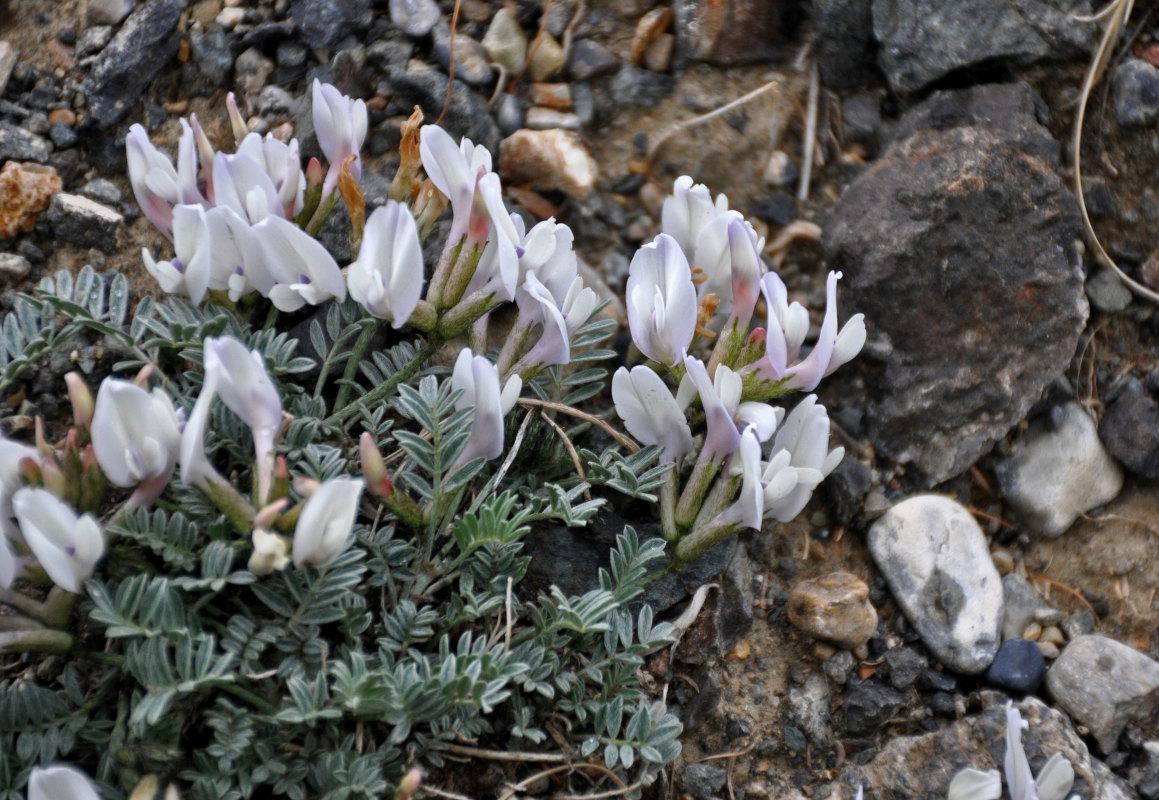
[568,38,619,81]
[234,47,274,94]
[842,679,908,735]
[0,162,61,239]
[432,25,493,87]
[45,193,123,253]
[868,495,1002,674]
[388,65,500,154]
[873,0,1095,94]
[291,0,371,50]
[786,571,877,651]
[1111,58,1159,128]
[527,30,565,82]
[786,673,831,747]
[525,107,581,130]
[0,122,50,164]
[814,0,876,90]
[841,693,1139,799]
[1099,392,1159,481]
[673,0,782,65]
[190,27,233,87]
[1046,634,1159,753]
[82,0,180,129]
[0,41,15,98]
[996,403,1123,537]
[610,65,675,107]
[499,129,597,200]
[481,6,527,75]
[825,83,1086,484]
[0,253,30,284]
[1000,572,1055,642]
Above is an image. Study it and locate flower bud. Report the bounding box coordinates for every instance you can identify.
[253,497,288,530]
[292,477,364,568]
[360,432,392,499]
[396,769,423,800]
[226,92,249,144]
[64,372,94,430]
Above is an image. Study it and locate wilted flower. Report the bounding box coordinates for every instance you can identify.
[291,477,365,568]
[141,204,214,304]
[12,487,104,593]
[28,764,102,800]
[611,365,693,464]
[347,201,423,327]
[90,377,181,501]
[249,528,291,575]
[625,233,697,367]
[313,79,368,195]
[451,349,522,464]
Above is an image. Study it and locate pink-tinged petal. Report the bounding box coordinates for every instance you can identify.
[419,124,475,242]
[727,217,762,324]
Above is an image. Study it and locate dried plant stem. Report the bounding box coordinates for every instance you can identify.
[797,59,819,203]
[539,409,589,499]
[646,79,786,163]
[436,0,463,126]
[516,398,639,452]
[443,744,569,762]
[1071,0,1159,302]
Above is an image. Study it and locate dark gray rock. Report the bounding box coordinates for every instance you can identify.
[1047,634,1159,753]
[884,647,926,689]
[1111,58,1159,128]
[81,0,180,129]
[568,39,620,81]
[1099,391,1159,480]
[190,27,233,87]
[277,40,310,70]
[76,25,115,59]
[842,693,1137,799]
[388,66,500,154]
[985,638,1044,693]
[841,90,885,153]
[1060,610,1095,641]
[45,193,123,253]
[48,123,77,149]
[873,0,1096,94]
[522,509,735,616]
[291,0,371,51]
[673,0,782,65]
[0,122,50,163]
[825,82,1086,484]
[610,66,675,108]
[825,649,856,686]
[842,679,908,735]
[821,456,871,525]
[1000,572,1056,642]
[682,762,727,799]
[495,93,522,136]
[366,39,413,71]
[79,178,121,205]
[389,0,440,38]
[814,0,876,90]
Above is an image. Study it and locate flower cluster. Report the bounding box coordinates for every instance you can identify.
[613,176,865,562]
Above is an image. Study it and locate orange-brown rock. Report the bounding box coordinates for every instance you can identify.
[0,161,62,239]
[787,571,877,651]
[499,129,597,200]
[631,7,672,66]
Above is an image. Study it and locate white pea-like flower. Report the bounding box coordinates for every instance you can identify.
[251,214,347,311]
[12,488,104,594]
[28,764,103,800]
[291,477,365,568]
[141,204,214,305]
[677,357,781,463]
[313,79,368,194]
[347,201,424,327]
[419,124,495,245]
[90,377,182,489]
[759,395,843,523]
[625,233,697,367]
[451,349,521,464]
[611,365,693,464]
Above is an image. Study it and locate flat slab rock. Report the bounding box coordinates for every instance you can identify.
[1046,634,1159,753]
[834,693,1138,800]
[869,495,1002,674]
[825,82,1086,485]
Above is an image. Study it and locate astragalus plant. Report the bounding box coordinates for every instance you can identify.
[0,79,859,799]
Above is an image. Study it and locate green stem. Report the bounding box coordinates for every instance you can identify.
[324,338,440,426]
[427,238,464,310]
[660,469,679,543]
[333,320,383,410]
[673,455,721,529]
[0,629,73,653]
[305,191,339,236]
[206,679,280,715]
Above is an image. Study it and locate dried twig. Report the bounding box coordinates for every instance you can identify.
[444,744,569,763]
[797,59,819,203]
[517,397,639,452]
[540,409,590,500]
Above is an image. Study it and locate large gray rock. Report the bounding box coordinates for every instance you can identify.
[872,0,1095,94]
[1046,634,1159,753]
[838,693,1139,799]
[81,0,180,129]
[815,0,877,90]
[868,495,1002,674]
[825,82,1086,485]
[996,402,1123,537]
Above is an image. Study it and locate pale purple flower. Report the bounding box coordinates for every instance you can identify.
[13,488,104,594]
[692,212,764,325]
[313,80,368,195]
[611,365,693,464]
[203,205,268,302]
[28,764,102,800]
[677,356,781,463]
[292,477,365,568]
[141,204,214,304]
[251,214,346,311]
[515,272,598,370]
[625,233,697,366]
[452,349,522,464]
[517,217,577,299]
[90,378,181,489]
[179,367,221,490]
[660,175,728,261]
[722,427,764,531]
[212,151,283,224]
[126,124,179,237]
[347,201,424,327]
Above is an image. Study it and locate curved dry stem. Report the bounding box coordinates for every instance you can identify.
[516,398,640,452]
[1071,0,1159,303]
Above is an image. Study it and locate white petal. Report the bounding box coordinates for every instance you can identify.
[29,765,103,800]
[292,477,364,568]
[947,769,1001,800]
[1035,753,1075,800]
[611,366,692,463]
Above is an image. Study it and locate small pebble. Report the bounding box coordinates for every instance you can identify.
[631,6,672,66]
[1087,268,1132,312]
[529,82,572,110]
[985,638,1045,693]
[1112,58,1159,128]
[1022,621,1042,640]
[990,548,1014,574]
[643,33,674,72]
[525,107,582,130]
[432,25,493,86]
[1039,625,1065,646]
[1037,641,1060,660]
[389,0,441,38]
[216,6,246,29]
[1060,610,1095,640]
[481,6,527,75]
[764,150,798,187]
[786,572,878,652]
[0,253,31,284]
[47,108,76,126]
[527,30,566,82]
[568,38,620,80]
[499,128,597,199]
[234,47,274,93]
